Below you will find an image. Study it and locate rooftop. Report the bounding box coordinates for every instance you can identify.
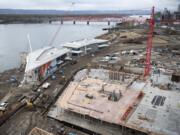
[128,74,180,135]
[62,39,108,49]
[57,77,142,125]
[25,46,69,72]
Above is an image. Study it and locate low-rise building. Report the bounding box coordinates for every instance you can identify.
[62,39,109,57]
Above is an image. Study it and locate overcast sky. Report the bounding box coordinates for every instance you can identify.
[0,0,179,11]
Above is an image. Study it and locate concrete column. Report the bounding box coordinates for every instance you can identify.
[61,20,63,24]
[87,21,90,25]
[108,21,110,25]
[73,20,76,25]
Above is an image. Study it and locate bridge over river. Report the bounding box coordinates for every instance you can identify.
[0,14,126,24]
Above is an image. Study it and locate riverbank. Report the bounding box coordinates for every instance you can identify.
[0,14,124,24]
[0,23,107,72]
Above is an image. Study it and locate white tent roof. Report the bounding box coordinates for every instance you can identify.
[71,50,83,54]
[25,46,69,72]
[98,44,109,48]
[62,39,108,49]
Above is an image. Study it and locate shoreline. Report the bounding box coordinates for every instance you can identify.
[0,23,108,74]
[0,14,125,24]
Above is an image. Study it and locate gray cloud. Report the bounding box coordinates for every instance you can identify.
[0,0,179,11]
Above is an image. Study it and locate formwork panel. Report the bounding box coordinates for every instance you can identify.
[57,78,142,125]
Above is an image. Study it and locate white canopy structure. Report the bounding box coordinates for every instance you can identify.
[62,39,108,49]
[25,46,69,72]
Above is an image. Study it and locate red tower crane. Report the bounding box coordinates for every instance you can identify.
[144,6,155,78]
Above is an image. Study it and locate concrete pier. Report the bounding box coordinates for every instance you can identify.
[73,20,76,25]
[108,21,111,25]
[61,20,63,24]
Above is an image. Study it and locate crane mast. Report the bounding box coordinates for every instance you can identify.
[144,6,155,78]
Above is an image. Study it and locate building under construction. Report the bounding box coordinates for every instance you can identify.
[0,4,180,135]
[48,68,180,135]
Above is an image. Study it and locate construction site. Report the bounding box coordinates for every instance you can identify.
[0,4,180,135]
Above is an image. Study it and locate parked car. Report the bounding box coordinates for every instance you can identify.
[42,82,51,89]
[0,102,8,111]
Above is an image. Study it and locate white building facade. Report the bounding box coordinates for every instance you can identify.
[22,46,70,85]
[62,39,109,57]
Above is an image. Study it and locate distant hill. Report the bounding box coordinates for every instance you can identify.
[0,9,151,15]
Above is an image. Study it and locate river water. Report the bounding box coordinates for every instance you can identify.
[0,22,112,72]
